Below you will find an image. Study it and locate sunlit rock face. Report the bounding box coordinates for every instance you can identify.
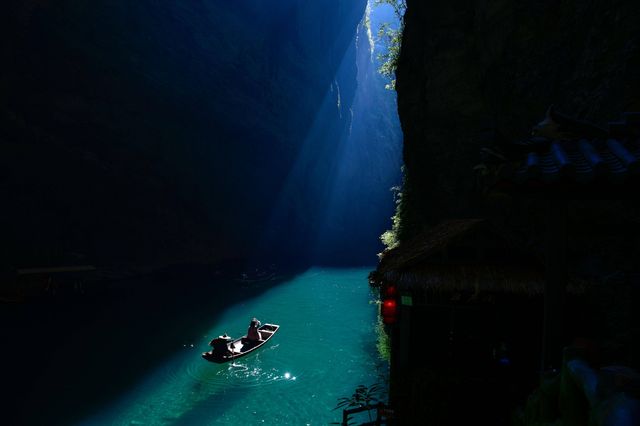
[1,0,371,266]
[396,0,640,236]
[309,11,402,263]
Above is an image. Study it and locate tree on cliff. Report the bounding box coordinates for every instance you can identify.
[375,0,406,89]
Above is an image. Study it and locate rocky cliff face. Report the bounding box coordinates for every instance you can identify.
[395,0,640,236]
[308,9,403,262]
[394,0,640,375]
[1,0,370,267]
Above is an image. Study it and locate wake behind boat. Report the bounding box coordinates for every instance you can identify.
[202,323,280,363]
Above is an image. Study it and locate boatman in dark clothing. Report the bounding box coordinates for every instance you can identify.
[247,318,262,342]
[209,333,232,355]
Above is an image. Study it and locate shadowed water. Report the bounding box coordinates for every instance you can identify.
[61,267,384,425]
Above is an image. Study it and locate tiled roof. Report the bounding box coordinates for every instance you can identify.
[370,219,558,295]
[512,137,640,184]
[481,112,640,191]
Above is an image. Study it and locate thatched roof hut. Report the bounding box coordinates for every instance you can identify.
[371,219,582,297]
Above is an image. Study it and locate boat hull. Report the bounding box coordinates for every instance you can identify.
[202,323,279,363]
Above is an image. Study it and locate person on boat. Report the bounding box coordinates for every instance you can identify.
[209,333,232,355]
[247,318,262,342]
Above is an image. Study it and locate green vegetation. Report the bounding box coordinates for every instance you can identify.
[375,312,391,361]
[379,168,408,252]
[374,0,406,90]
[375,0,407,254]
[369,291,391,360]
[332,383,387,425]
[335,383,385,411]
[379,185,402,252]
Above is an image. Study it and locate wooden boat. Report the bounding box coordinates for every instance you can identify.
[234,271,276,284]
[202,323,280,363]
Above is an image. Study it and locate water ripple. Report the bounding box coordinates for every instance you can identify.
[84,269,380,426]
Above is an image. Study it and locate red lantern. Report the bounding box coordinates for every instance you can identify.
[381,298,398,324]
[384,284,397,298]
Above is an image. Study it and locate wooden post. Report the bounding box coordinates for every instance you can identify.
[398,294,412,368]
[389,293,411,411]
[389,313,399,408]
[541,199,568,372]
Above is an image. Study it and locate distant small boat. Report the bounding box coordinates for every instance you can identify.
[234,271,276,284]
[202,323,280,363]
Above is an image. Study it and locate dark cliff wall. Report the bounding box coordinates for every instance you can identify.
[394,0,640,371]
[395,0,640,236]
[1,0,368,267]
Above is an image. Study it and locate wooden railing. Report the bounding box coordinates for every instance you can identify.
[342,403,394,425]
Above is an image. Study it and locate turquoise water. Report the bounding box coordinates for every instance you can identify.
[81,268,385,425]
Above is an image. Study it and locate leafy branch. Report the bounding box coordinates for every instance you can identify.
[374,0,406,90]
[332,383,387,424]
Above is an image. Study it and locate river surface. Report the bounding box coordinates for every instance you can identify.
[25,267,385,425]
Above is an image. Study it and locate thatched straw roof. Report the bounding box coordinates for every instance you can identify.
[374,263,545,295]
[371,219,582,295]
[377,219,486,275]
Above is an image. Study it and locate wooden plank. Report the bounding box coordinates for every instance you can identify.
[343,404,389,425]
[17,265,96,275]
